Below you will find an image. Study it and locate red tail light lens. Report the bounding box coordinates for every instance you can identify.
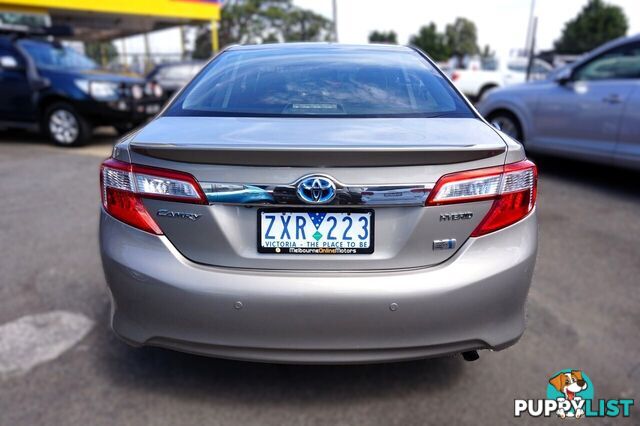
[100,159,206,234]
[103,188,163,234]
[451,71,460,81]
[427,160,537,236]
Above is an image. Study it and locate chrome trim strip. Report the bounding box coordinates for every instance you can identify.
[200,177,432,207]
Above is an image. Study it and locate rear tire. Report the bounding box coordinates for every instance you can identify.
[44,102,91,147]
[488,111,523,142]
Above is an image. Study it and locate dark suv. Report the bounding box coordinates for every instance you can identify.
[0,27,163,146]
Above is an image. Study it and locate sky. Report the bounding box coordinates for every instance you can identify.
[297,0,640,56]
[119,0,640,59]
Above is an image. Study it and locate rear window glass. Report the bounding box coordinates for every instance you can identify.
[165,47,473,118]
[481,58,498,71]
[507,62,527,72]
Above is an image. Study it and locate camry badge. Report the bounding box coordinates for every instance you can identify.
[439,212,473,221]
[157,209,202,221]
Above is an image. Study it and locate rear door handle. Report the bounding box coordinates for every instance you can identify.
[602,94,623,104]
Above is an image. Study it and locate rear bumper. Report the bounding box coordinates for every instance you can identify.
[100,209,537,364]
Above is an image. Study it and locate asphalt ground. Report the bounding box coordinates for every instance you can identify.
[0,131,638,425]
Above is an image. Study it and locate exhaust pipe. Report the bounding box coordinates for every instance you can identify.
[462,351,479,362]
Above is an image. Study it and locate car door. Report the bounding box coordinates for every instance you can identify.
[0,43,34,122]
[531,42,639,164]
[612,45,640,170]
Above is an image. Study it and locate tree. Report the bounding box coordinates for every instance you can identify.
[283,8,333,42]
[193,0,332,59]
[85,41,118,66]
[444,17,479,58]
[409,18,480,62]
[554,0,628,54]
[409,23,450,61]
[368,30,397,44]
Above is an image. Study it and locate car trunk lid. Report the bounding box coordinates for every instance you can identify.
[123,116,508,270]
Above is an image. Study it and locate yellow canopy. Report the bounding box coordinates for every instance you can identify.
[0,0,220,21]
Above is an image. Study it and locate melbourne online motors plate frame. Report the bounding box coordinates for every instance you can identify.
[257,208,375,254]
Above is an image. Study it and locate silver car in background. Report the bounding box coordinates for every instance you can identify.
[146,60,206,98]
[100,43,538,364]
[480,34,640,170]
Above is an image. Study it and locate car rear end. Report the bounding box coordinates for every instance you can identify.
[99,44,538,363]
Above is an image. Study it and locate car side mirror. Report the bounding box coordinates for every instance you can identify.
[554,68,572,85]
[0,55,20,70]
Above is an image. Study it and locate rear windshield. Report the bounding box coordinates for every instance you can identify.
[165,47,473,118]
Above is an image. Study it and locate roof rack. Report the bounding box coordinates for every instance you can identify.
[0,23,73,38]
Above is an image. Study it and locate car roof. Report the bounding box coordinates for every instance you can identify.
[561,33,640,72]
[0,34,47,45]
[579,33,640,59]
[156,60,206,67]
[602,33,640,48]
[225,42,413,53]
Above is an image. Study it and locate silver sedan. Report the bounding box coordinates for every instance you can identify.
[99,43,538,364]
[479,34,640,170]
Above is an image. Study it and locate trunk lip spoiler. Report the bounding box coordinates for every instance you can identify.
[129,145,506,167]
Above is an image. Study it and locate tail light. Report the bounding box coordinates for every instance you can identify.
[451,71,460,81]
[426,160,537,236]
[100,159,206,234]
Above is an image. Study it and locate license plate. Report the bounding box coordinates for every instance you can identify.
[258,209,374,254]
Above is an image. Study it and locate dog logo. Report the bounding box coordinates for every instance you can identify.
[548,370,590,418]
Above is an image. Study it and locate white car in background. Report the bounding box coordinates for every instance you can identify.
[449,56,552,101]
